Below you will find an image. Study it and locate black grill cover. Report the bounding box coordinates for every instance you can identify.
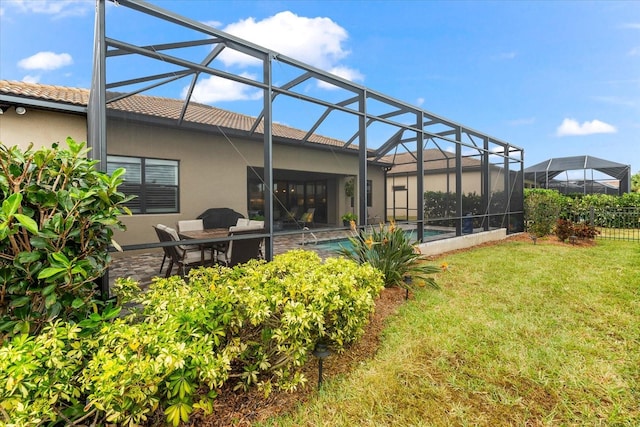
[197,208,245,229]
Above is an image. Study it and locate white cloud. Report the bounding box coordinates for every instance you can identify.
[629,46,640,56]
[22,75,41,84]
[203,20,223,29]
[185,73,263,103]
[220,11,352,71]
[5,0,91,17]
[188,11,361,102]
[18,51,73,70]
[317,66,364,89]
[556,118,617,136]
[416,97,425,107]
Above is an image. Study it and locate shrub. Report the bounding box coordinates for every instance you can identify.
[554,218,574,242]
[0,251,384,426]
[573,222,600,240]
[337,221,439,290]
[524,189,564,237]
[0,139,132,341]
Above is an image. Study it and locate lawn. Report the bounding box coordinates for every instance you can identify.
[258,237,640,426]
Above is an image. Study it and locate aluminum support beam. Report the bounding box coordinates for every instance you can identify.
[89,0,109,300]
[263,54,274,259]
[416,112,425,242]
[358,90,368,228]
[482,137,490,231]
[504,146,511,228]
[455,127,463,236]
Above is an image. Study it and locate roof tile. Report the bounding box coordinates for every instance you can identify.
[0,80,350,150]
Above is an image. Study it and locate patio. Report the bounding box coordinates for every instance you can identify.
[108,229,351,288]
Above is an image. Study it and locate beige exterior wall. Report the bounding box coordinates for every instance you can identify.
[108,120,385,246]
[1,107,385,248]
[0,108,87,149]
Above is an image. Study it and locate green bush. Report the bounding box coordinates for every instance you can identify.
[423,191,484,222]
[0,251,384,426]
[524,189,565,237]
[561,193,640,228]
[0,139,132,341]
[337,221,439,290]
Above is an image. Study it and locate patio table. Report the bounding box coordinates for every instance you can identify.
[179,228,229,263]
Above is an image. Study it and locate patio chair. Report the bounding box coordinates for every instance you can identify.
[235,218,250,227]
[153,225,210,277]
[216,228,264,267]
[281,206,300,225]
[177,219,204,232]
[155,224,170,274]
[297,208,315,228]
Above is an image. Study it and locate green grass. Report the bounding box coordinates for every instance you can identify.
[258,239,640,426]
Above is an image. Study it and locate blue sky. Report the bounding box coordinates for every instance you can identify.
[1,0,639,177]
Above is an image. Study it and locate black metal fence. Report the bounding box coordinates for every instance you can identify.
[564,207,640,241]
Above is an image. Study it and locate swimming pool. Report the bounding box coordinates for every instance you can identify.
[314,229,448,252]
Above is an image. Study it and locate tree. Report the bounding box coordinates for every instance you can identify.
[631,171,640,193]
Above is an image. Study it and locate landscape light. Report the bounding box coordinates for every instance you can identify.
[312,341,330,389]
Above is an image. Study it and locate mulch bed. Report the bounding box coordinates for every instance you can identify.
[186,286,408,427]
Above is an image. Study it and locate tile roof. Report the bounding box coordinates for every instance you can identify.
[0,80,89,105]
[381,149,483,174]
[0,80,351,150]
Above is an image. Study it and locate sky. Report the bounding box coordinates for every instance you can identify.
[1,0,639,178]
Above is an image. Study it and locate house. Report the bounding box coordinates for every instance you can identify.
[381,149,515,221]
[0,80,389,247]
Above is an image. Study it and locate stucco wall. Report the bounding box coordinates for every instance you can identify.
[0,108,87,149]
[107,119,385,246]
[0,107,386,248]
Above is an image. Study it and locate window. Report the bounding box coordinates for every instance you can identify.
[107,155,179,214]
[367,180,373,207]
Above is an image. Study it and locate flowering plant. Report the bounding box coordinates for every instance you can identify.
[337,221,440,290]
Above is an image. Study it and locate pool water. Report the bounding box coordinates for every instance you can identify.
[315,229,446,252]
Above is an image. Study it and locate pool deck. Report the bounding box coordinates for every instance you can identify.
[108,228,352,288]
[107,225,474,289]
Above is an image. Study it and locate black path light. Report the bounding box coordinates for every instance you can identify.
[403,275,412,300]
[312,341,330,389]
